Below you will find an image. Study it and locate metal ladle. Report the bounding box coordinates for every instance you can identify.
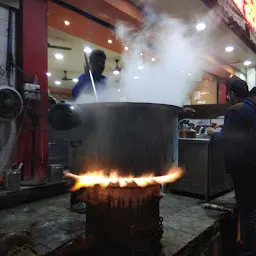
[83,52,99,102]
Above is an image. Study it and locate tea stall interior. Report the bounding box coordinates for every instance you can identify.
[1,0,256,255]
[46,0,253,252]
[171,71,249,199]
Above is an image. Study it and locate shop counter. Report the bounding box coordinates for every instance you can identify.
[169,138,233,200]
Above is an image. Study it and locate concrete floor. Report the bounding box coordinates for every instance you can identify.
[0,191,235,255]
[0,194,84,255]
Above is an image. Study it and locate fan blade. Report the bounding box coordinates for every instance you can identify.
[48,43,71,51]
[62,71,73,81]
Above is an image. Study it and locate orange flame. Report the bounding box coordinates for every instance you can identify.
[65,166,184,191]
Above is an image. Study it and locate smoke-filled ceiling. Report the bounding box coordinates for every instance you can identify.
[48,0,255,95]
[147,0,255,71]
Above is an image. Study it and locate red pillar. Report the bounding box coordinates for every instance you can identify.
[16,0,48,179]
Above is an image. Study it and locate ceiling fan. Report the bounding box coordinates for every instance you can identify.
[62,71,73,81]
[113,59,121,75]
[48,43,72,51]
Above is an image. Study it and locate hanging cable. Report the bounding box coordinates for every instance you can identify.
[6,9,14,86]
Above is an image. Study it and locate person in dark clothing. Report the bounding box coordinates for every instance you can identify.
[72,50,107,99]
[70,49,107,213]
[250,86,256,100]
[208,80,256,256]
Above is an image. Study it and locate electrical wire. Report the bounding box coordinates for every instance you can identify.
[38,116,49,167]
[33,99,47,174]
[13,63,32,83]
[40,120,44,165]
[27,104,45,181]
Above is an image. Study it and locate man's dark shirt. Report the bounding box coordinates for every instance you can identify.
[72,73,107,99]
[212,98,256,173]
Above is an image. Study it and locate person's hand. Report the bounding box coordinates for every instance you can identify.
[183,107,196,118]
[211,122,223,129]
[207,127,217,136]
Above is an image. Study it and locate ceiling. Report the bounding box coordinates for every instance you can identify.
[61,0,141,26]
[48,0,256,92]
[149,0,255,72]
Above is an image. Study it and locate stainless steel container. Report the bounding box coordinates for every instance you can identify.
[48,164,64,183]
[4,169,21,191]
[67,102,181,176]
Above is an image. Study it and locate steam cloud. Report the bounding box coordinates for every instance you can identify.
[75,6,211,107]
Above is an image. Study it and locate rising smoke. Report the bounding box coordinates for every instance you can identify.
[75,6,212,107]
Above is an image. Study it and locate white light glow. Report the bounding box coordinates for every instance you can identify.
[188,73,192,76]
[46,72,51,77]
[196,23,206,31]
[73,78,78,83]
[55,81,61,85]
[54,53,64,60]
[108,39,112,44]
[118,89,121,92]
[244,60,252,66]
[151,58,156,62]
[140,53,143,56]
[64,20,70,26]
[225,46,234,52]
[124,46,129,51]
[113,70,120,75]
[137,65,144,70]
[83,47,92,54]
[134,76,140,79]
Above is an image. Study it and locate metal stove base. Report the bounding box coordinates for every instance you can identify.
[79,184,164,256]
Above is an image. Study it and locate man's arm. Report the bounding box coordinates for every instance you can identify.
[72,74,87,99]
[211,109,241,142]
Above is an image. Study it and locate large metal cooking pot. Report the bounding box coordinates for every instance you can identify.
[49,102,181,176]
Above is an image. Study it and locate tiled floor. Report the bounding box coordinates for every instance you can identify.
[0,191,235,255]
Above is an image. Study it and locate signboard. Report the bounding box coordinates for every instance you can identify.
[232,0,256,31]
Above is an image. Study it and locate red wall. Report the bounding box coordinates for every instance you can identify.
[16,0,48,179]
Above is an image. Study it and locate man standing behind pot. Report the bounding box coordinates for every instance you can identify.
[72,50,107,99]
[70,50,107,213]
[208,80,256,256]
